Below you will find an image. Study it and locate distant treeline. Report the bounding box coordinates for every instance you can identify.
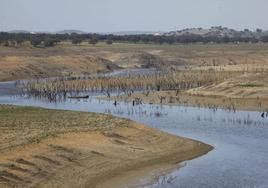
[1,32,268,47]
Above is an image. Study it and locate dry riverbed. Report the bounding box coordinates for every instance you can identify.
[0,105,212,188]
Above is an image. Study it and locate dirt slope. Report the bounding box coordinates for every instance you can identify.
[0,55,120,81]
[0,45,123,81]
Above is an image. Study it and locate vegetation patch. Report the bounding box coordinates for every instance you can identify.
[0,105,131,152]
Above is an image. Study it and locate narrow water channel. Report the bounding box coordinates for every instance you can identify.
[0,80,268,188]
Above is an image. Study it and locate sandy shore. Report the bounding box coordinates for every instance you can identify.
[0,105,212,188]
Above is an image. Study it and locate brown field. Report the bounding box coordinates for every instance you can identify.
[0,105,212,188]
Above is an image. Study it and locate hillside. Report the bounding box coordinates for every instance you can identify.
[163,26,268,39]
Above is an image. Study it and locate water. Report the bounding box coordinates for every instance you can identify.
[0,81,268,188]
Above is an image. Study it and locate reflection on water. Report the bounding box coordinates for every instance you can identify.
[0,81,268,188]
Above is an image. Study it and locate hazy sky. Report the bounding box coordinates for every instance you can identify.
[1,0,268,32]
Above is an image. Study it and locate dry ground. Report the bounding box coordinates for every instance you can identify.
[0,105,212,188]
[1,42,268,81]
[187,72,268,98]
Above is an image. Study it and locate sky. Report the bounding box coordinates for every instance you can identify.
[0,0,268,32]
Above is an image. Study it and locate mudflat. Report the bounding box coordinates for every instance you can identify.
[0,105,212,188]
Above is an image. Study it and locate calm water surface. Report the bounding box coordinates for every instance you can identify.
[0,80,268,188]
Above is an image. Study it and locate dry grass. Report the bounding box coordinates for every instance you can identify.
[0,105,130,152]
[22,70,241,101]
[187,72,268,99]
[0,105,212,188]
